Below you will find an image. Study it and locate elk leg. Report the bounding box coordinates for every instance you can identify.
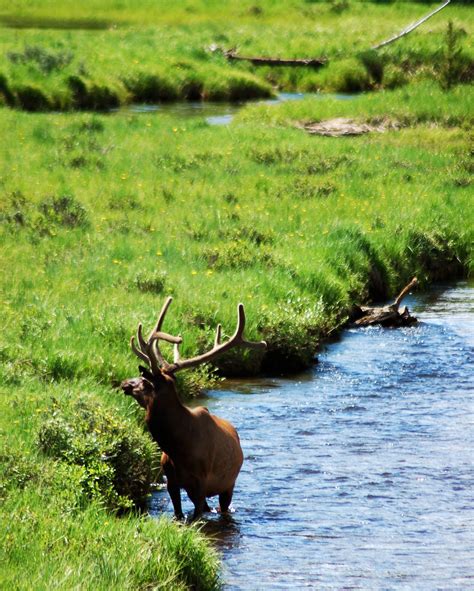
[187,483,207,521]
[218,487,234,513]
[162,462,184,520]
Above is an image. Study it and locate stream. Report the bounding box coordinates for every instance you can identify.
[121,91,355,125]
[150,283,473,589]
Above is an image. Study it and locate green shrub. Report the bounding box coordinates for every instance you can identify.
[38,194,89,228]
[133,270,167,294]
[203,240,274,270]
[383,64,409,90]
[37,398,158,511]
[0,452,39,501]
[15,84,52,111]
[258,295,328,373]
[68,74,123,109]
[124,71,178,102]
[329,0,350,14]
[291,178,337,199]
[358,50,386,86]
[7,45,74,74]
[325,58,372,93]
[439,20,472,90]
[0,191,29,226]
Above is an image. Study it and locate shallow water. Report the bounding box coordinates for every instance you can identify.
[150,283,473,589]
[120,91,355,125]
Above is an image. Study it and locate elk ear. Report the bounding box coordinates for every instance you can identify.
[139,365,167,386]
[138,365,155,382]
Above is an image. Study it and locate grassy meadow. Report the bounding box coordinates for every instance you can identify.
[0,1,472,109]
[1,1,473,589]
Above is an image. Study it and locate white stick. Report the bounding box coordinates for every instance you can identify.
[372,0,451,51]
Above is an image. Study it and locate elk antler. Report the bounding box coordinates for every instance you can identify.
[130,296,183,374]
[130,298,267,376]
[167,302,267,374]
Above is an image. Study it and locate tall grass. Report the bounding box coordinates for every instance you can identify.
[0,1,471,110]
[0,76,472,588]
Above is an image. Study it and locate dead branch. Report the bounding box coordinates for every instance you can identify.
[224,49,327,69]
[350,278,419,328]
[372,0,451,51]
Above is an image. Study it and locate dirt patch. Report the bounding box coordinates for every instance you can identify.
[299,117,400,137]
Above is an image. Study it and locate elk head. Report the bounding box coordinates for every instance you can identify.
[121,296,267,411]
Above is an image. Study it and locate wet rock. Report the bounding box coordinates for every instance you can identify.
[299,117,399,137]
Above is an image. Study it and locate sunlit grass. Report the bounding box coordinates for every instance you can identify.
[0,69,472,590]
[0,1,471,109]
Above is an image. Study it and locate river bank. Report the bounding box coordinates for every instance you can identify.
[1,76,472,588]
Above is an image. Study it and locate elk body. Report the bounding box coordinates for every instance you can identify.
[121,297,266,520]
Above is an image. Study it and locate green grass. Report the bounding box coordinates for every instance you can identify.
[237,80,474,127]
[1,492,221,590]
[0,4,473,586]
[0,1,472,110]
[1,83,472,382]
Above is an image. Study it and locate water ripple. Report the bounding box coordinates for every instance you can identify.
[150,282,474,589]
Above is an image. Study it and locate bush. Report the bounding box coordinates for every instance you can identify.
[133,270,167,294]
[68,74,123,110]
[38,194,89,228]
[0,452,39,501]
[7,45,73,74]
[439,21,472,90]
[258,296,328,373]
[37,398,158,511]
[15,84,52,111]
[203,240,274,270]
[358,50,386,86]
[325,58,372,93]
[124,71,178,102]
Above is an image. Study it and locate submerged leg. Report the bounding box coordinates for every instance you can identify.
[162,458,184,520]
[187,482,207,521]
[218,487,234,513]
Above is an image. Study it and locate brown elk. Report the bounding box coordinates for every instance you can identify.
[121,297,266,520]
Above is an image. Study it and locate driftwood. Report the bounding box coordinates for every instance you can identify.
[216,1,450,71]
[224,49,327,68]
[300,117,399,137]
[372,0,451,51]
[350,277,419,328]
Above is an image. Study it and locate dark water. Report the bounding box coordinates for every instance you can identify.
[120,92,355,125]
[150,283,473,589]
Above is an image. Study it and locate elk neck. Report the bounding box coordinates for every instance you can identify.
[145,378,191,457]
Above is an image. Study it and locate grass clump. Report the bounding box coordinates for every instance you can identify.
[37,397,158,511]
[1,493,221,590]
[0,379,222,589]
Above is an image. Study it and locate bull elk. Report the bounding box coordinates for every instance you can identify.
[121,297,266,520]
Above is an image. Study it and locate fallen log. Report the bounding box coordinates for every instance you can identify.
[350,277,419,327]
[224,49,327,69]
